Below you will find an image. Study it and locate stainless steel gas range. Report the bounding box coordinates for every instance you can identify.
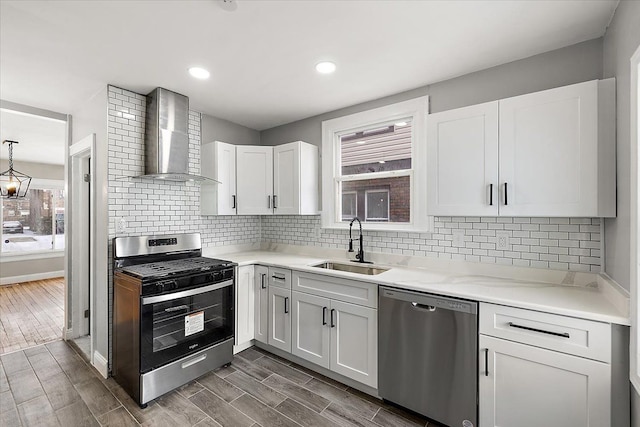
[112,233,235,407]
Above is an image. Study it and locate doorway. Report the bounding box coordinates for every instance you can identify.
[68,134,95,362]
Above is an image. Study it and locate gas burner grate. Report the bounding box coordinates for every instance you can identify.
[119,257,232,279]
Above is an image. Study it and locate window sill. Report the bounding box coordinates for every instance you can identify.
[0,250,65,262]
[322,217,434,233]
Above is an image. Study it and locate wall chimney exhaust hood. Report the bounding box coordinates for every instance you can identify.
[136,87,219,183]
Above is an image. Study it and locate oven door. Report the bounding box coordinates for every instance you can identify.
[140,280,234,372]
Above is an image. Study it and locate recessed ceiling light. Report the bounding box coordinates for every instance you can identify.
[189,67,210,80]
[218,0,237,11]
[316,61,336,74]
[378,160,386,164]
[356,140,366,145]
[395,121,408,127]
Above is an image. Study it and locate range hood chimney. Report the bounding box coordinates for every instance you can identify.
[140,88,218,182]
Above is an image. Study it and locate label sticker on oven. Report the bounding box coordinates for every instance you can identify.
[185,311,204,336]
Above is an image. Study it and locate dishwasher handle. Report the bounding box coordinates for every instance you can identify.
[411,302,437,312]
[380,286,477,315]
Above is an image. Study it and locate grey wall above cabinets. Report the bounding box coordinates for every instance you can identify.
[201,113,260,146]
[603,0,640,293]
[260,38,604,147]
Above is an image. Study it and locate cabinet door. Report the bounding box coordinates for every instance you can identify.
[427,101,499,216]
[499,80,599,216]
[479,335,610,427]
[268,286,291,352]
[235,266,254,349]
[236,146,273,215]
[273,142,300,215]
[254,265,269,344]
[329,300,377,388]
[291,291,330,368]
[201,141,237,215]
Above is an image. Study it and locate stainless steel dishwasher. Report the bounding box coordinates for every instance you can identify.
[379,286,478,427]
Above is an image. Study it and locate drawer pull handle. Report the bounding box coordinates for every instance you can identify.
[507,322,570,338]
[484,348,489,377]
[272,275,286,281]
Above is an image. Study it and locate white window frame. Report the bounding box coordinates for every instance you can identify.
[0,178,65,259]
[630,43,640,395]
[321,96,430,231]
[365,189,390,221]
[341,191,357,221]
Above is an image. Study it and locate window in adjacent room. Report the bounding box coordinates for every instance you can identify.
[1,181,65,254]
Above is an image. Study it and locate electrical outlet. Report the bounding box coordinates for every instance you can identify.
[117,217,127,233]
[496,231,510,250]
[452,229,465,247]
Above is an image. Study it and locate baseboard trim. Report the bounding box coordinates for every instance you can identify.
[93,350,109,379]
[1,271,64,285]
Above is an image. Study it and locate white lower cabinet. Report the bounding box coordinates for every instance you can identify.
[291,291,330,368]
[235,266,255,352]
[253,265,269,344]
[290,271,378,389]
[479,335,610,427]
[268,285,291,352]
[479,302,613,427]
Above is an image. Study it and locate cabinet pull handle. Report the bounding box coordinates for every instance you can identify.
[507,322,570,338]
[261,274,266,289]
[330,309,336,328]
[322,307,327,325]
[504,182,508,205]
[232,195,236,209]
[273,195,277,209]
[484,348,489,376]
[489,184,493,206]
[268,195,271,208]
[284,297,289,314]
[272,274,285,281]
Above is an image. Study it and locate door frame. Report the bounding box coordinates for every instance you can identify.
[67,134,96,360]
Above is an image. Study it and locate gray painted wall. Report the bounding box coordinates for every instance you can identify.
[201,113,260,146]
[603,0,640,293]
[261,38,603,147]
[0,160,64,180]
[0,257,64,281]
[70,86,109,358]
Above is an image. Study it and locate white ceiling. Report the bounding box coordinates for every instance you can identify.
[0,109,66,165]
[0,0,618,132]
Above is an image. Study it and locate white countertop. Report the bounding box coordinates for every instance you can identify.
[203,247,630,325]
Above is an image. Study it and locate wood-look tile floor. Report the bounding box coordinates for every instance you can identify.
[0,341,440,427]
[0,278,65,355]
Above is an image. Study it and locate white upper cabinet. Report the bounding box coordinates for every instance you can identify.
[236,146,274,215]
[273,141,319,215]
[427,102,499,216]
[427,79,616,217]
[201,141,237,215]
[202,141,318,216]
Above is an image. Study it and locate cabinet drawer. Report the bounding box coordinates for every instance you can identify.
[269,267,291,289]
[292,271,377,308]
[479,303,611,362]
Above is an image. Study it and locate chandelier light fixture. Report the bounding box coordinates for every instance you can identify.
[1,140,32,198]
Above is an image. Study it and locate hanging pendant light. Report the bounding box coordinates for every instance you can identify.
[1,140,32,198]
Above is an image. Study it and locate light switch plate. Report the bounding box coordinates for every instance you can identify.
[496,231,510,250]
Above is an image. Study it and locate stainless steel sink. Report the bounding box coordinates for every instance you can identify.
[312,262,389,275]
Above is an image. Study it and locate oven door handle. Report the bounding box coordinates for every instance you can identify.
[141,280,233,305]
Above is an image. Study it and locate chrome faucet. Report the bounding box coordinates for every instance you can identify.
[348,217,371,264]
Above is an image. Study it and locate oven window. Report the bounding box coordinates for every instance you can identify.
[140,283,234,371]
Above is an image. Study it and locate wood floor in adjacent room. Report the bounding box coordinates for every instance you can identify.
[0,278,64,355]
